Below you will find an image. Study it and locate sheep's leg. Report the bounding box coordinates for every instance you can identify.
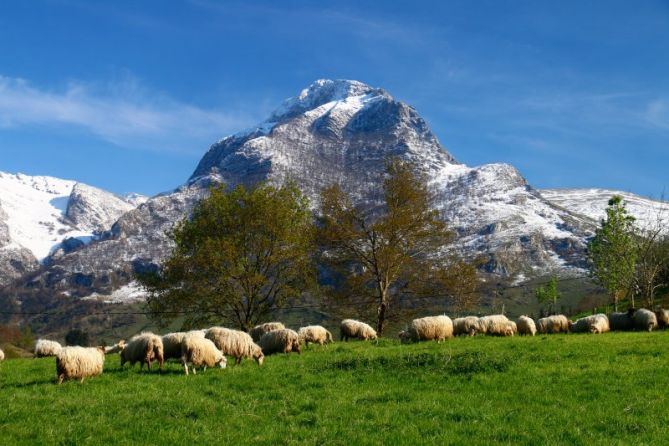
[192,367,197,375]
[80,377,85,384]
[235,357,241,365]
[183,363,189,376]
[57,374,64,385]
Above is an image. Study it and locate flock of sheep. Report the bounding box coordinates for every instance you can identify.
[7,307,669,384]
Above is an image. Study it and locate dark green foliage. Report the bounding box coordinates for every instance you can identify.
[64,328,89,346]
[137,182,316,331]
[535,276,561,314]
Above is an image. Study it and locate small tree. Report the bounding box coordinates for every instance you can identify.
[138,182,316,331]
[587,195,637,311]
[318,159,477,334]
[634,204,669,308]
[65,328,89,347]
[535,276,561,315]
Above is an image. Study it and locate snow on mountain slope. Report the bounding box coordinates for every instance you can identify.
[12,79,617,299]
[0,171,139,261]
[540,188,669,230]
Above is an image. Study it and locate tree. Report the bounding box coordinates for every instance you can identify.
[318,159,478,334]
[587,195,637,311]
[633,205,669,308]
[65,328,89,347]
[138,182,316,331]
[535,276,561,315]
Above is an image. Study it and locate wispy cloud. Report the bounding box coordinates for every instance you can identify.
[0,75,258,154]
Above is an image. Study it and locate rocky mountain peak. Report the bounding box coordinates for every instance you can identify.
[189,79,456,193]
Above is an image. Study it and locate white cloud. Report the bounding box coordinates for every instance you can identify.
[0,75,258,154]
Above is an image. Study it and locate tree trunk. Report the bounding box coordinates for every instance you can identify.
[376,286,389,335]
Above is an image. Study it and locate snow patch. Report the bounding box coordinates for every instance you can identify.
[81,282,147,304]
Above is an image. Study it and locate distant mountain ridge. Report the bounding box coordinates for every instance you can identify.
[0,171,146,286]
[1,79,665,304]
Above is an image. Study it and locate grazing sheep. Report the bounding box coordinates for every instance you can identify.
[180,334,227,375]
[477,315,512,336]
[508,321,518,336]
[0,348,4,361]
[340,319,377,341]
[453,316,482,336]
[205,327,264,365]
[570,314,610,334]
[400,316,454,343]
[104,340,126,354]
[609,310,635,331]
[34,339,63,357]
[298,325,334,346]
[56,346,106,384]
[655,309,669,329]
[120,332,164,371]
[633,309,658,332]
[249,322,286,342]
[517,316,536,336]
[537,315,570,334]
[258,329,301,355]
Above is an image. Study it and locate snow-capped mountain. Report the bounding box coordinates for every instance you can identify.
[0,171,144,286]
[5,79,640,301]
[540,188,669,231]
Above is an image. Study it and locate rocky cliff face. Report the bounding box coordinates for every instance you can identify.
[3,79,617,300]
[0,171,143,287]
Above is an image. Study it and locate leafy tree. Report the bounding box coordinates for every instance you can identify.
[138,182,316,331]
[535,276,561,315]
[65,328,89,347]
[587,195,637,311]
[318,158,478,334]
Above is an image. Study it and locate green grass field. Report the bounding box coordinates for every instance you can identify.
[1,331,668,445]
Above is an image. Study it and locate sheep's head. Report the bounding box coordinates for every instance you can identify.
[255,352,265,366]
[398,331,409,344]
[217,355,227,369]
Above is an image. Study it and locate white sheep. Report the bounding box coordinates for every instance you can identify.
[340,319,377,341]
[570,314,610,334]
[120,332,164,371]
[453,316,481,336]
[205,327,264,365]
[180,334,227,375]
[0,348,4,361]
[56,346,106,384]
[516,316,536,336]
[633,309,658,332]
[536,315,570,334]
[609,311,635,331]
[258,329,301,355]
[34,339,63,357]
[297,325,334,346]
[477,315,512,336]
[249,322,286,342]
[399,315,453,343]
[104,340,126,354]
[655,309,669,329]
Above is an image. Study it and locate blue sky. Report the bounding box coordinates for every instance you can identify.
[0,0,668,198]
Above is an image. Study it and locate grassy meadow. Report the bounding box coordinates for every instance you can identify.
[1,331,668,445]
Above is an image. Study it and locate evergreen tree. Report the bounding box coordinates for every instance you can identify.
[535,276,561,315]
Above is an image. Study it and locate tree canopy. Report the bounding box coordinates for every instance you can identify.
[317,158,478,334]
[138,182,316,330]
